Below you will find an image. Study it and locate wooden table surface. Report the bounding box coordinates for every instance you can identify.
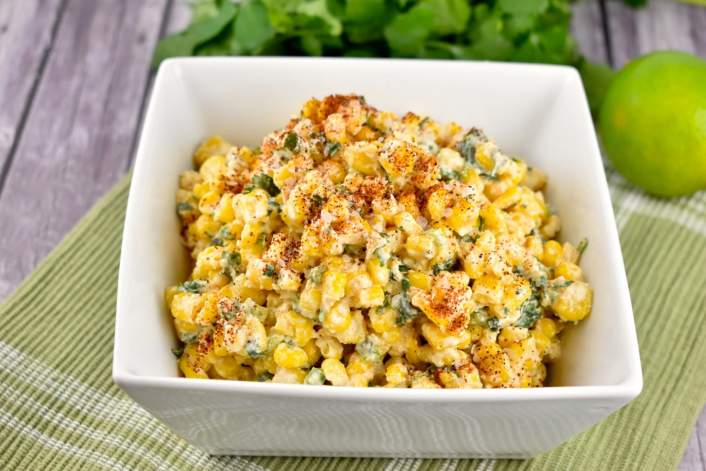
[0,0,703,468]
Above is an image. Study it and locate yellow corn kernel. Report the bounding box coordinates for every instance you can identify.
[321,358,349,386]
[212,325,228,356]
[302,339,321,365]
[323,300,352,333]
[178,343,209,379]
[190,214,220,240]
[211,355,241,379]
[198,190,221,215]
[473,342,511,387]
[298,285,322,319]
[497,326,529,347]
[215,193,235,223]
[385,360,409,386]
[193,136,230,168]
[272,367,307,384]
[322,270,347,308]
[315,335,343,360]
[426,187,451,221]
[170,292,203,322]
[301,98,321,121]
[535,317,557,338]
[472,275,503,305]
[555,261,583,281]
[355,286,385,308]
[475,143,495,171]
[552,281,593,322]
[448,198,479,236]
[366,258,390,285]
[493,186,521,210]
[335,310,367,344]
[480,203,506,232]
[164,286,179,307]
[369,307,397,334]
[344,142,379,175]
[526,235,544,259]
[408,271,432,290]
[394,211,423,235]
[421,321,470,350]
[405,234,435,259]
[542,240,563,268]
[199,155,227,184]
[273,343,309,369]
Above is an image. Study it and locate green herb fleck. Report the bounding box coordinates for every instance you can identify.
[245,339,264,358]
[177,280,206,294]
[355,336,383,363]
[179,331,198,344]
[311,194,325,206]
[283,131,298,151]
[432,258,456,275]
[176,202,194,213]
[401,277,411,292]
[487,317,500,331]
[171,346,184,358]
[324,141,341,157]
[251,173,280,196]
[304,368,325,385]
[516,297,542,329]
[577,238,589,256]
[478,215,485,232]
[263,263,276,277]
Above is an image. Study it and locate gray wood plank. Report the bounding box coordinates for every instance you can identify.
[0,0,169,298]
[0,0,64,185]
[606,0,706,67]
[571,0,611,64]
[605,2,706,470]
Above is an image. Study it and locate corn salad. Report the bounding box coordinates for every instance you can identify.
[166,95,592,388]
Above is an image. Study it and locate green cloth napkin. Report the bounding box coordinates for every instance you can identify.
[1,167,705,471]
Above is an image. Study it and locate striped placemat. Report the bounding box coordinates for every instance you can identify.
[1,165,704,470]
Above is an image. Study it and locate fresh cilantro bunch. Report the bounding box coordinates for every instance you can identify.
[152,0,626,115]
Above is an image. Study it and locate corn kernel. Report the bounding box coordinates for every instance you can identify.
[542,240,563,268]
[273,343,309,369]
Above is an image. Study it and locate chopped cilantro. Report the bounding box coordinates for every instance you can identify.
[308,265,324,284]
[176,202,194,213]
[311,194,325,206]
[179,331,198,344]
[487,317,501,331]
[221,251,242,280]
[256,373,273,382]
[263,263,276,277]
[267,198,281,215]
[401,277,411,292]
[245,339,264,358]
[250,173,280,196]
[432,258,456,275]
[355,336,383,363]
[478,215,485,232]
[283,131,298,151]
[577,238,589,256]
[170,346,184,358]
[456,128,487,164]
[395,292,419,326]
[397,263,409,273]
[440,168,461,182]
[304,368,325,385]
[324,141,341,157]
[343,244,364,257]
[177,280,206,294]
[516,296,542,329]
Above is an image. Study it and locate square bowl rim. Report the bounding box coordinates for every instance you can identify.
[114,56,643,403]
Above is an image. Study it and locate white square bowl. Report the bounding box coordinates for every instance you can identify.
[113,57,642,458]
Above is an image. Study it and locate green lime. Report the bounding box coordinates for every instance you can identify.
[599,50,706,197]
